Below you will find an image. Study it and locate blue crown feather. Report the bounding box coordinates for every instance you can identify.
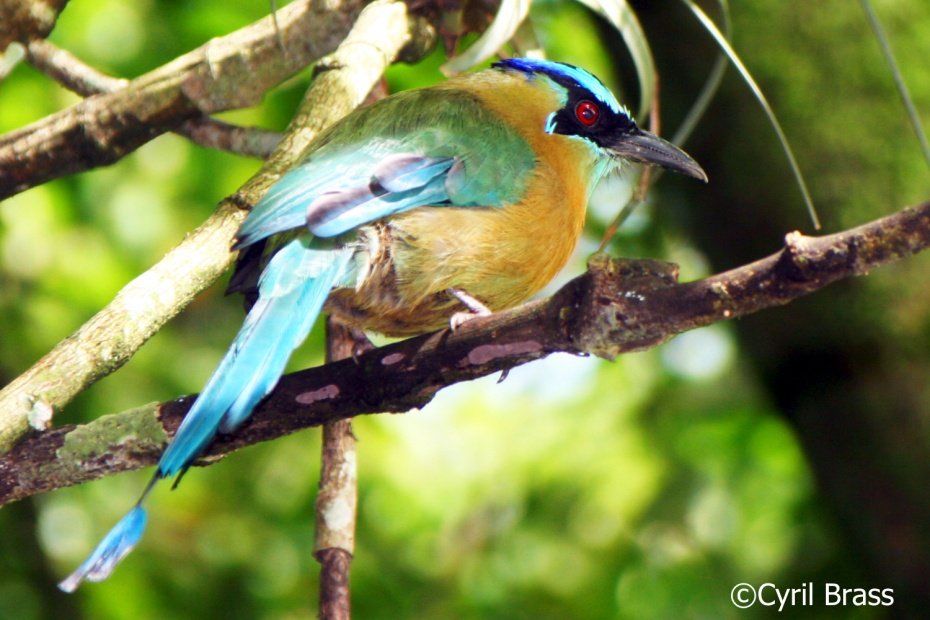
[494,58,624,115]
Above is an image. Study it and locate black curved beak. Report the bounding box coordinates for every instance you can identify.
[609,127,708,182]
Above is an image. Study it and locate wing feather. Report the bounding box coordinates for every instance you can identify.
[234,88,537,249]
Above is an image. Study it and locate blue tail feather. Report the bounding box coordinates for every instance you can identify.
[158,237,354,478]
[61,235,355,590]
[58,504,148,592]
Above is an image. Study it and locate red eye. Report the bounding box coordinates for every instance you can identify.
[575,100,599,126]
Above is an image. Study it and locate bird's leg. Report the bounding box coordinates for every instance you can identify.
[447,287,492,331]
[348,326,377,360]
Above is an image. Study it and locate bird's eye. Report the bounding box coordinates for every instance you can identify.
[575,100,600,126]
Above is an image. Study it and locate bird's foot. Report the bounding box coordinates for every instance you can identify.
[447,287,492,331]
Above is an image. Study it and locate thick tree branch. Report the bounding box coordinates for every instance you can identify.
[25,39,283,160]
[0,0,433,453]
[2,199,929,506]
[0,0,369,199]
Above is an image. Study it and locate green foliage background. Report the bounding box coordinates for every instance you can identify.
[1,0,928,618]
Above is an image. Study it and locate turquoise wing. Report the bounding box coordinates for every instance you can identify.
[235,88,537,248]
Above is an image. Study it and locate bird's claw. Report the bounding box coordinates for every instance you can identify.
[449,310,487,331]
[447,287,492,331]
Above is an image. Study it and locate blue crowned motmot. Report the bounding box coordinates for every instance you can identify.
[59,58,705,591]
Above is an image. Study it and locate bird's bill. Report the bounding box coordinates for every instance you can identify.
[608,128,708,182]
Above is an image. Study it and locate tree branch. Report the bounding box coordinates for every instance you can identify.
[0,0,70,49]
[0,0,434,453]
[315,318,359,620]
[0,0,369,199]
[24,38,283,160]
[2,198,928,506]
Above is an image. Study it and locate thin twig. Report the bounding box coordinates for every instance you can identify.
[316,318,359,620]
[178,118,281,160]
[596,74,661,251]
[25,38,125,92]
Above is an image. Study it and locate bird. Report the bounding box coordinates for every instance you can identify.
[59,57,706,591]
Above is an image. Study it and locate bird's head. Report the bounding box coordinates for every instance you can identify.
[493,58,707,183]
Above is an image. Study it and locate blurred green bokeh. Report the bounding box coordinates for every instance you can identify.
[2,0,928,618]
